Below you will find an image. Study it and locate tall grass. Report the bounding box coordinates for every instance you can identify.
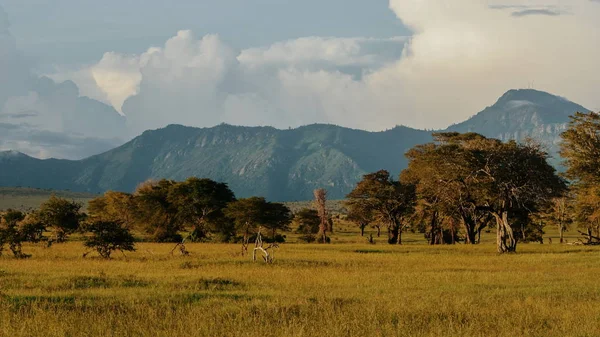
[1,241,599,337]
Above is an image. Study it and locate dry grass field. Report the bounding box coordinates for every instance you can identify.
[1,228,600,337]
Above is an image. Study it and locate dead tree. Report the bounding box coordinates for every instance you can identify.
[578,231,600,245]
[252,228,279,263]
[314,189,329,243]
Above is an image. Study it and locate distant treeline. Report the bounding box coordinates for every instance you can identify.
[2,112,600,258]
[344,112,600,253]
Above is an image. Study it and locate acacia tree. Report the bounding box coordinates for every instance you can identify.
[479,140,566,252]
[314,189,329,243]
[133,179,182,242]
[346,202,373,237]
[346,170,416,245]
[88,191,136,228]
[38,196,83,243]
[402,134,490,244]
[540,197,573,244]
[224,197,269,255]
[262,202,293,241]
[0,210,45,258]
[83,220,136,259]
[403,133,565,252]
[560,112,600,185]
[560,112,600,243]
[168,177,236,241]
[294,208,320,234]
[571,186,600,244]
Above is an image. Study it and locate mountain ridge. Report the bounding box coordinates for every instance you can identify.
[0,89,591,201]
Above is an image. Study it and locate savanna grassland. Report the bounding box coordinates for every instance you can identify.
[1,228,600,337]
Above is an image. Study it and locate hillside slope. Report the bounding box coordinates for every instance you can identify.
[0,89,590,201]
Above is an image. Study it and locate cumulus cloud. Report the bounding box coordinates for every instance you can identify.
[65,32,407,134]
[387,0,600,127]
[54,0,600,133]
[0,4,127,159]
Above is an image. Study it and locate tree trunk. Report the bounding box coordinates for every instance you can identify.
[429,212,439,245]
[397,227,402,245]
[388,225,400,245]
[495,211,517,253]
[559,224,564,244]
[376,225,381,237]
[460,213,478,244]
[360,223,366,237]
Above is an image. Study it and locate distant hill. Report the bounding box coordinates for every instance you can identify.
[446,89,590,165]
[0,89,590,201]
[0,187,98,211]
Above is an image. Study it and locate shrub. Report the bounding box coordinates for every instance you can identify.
[83,221,136,259]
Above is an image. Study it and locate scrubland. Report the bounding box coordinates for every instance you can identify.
[1,230,599,337]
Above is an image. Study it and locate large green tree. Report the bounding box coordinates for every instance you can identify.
[346,170,416,245]
[560,112,600,243]
[133,179,182,242]
[168,177,236,241]
[402,133,491,245]
[0,210,45,258]
[224,197,292,254]
[560,112,600,185]
[88,191,136,229]
[38,196,83,243]
[403,133,565,252]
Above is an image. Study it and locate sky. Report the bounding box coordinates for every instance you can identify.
[1,0,599,159]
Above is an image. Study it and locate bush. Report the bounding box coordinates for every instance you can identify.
[298,234,316,243]
[83,221,136,259]
[0,210,46,258]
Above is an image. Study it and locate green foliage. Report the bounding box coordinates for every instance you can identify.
[560,112,600,185]
[38,196,83,243]
[88,191,136,228]
[83,220,136,259]
[133,179,182,242]
[402,133,566,252]
[560,112,600,244]
[224,197,292,239]
[294,208,321,234]
[167,177,236,241]
[346,170,416,245]
[0,209,45,258]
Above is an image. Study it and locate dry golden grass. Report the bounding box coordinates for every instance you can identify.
[1,234,600,337]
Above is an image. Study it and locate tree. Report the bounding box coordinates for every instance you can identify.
[38,196,83,243]
[0,210,45,258]
[479,140,566,252]
[345,200,373,237]
[346,170,416,245]
[133,179,182,242]
[224,197,269,255]
[540,196,573,244]
[294,208,320,234]
[571,186,600,244]
[314,189,329,243]
[403,133,565,252]
[262,202,292,241]
[168,177,236,241]
[402,133,492,245]
[88,191,136,228]
[560,112,600,244]
[83,220,136,259]
[560,112,600,185]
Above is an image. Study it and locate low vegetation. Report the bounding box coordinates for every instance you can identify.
[2,112,600,335]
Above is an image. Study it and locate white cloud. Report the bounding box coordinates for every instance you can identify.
[55,0,600,134]
[387,0,600,126]
[64,32,408,134]
[0,4,128,159]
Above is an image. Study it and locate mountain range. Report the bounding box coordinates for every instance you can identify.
[0,89,590,201]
